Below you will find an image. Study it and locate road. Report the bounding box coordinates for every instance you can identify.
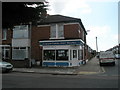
[2,59,119,88]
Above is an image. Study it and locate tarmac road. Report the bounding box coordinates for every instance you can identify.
[2,57,119,88]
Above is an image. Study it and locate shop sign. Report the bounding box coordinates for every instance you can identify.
[40,40,84,46]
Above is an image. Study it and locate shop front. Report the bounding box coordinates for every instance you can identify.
[39,39,85,67]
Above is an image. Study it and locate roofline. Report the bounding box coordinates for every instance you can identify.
[38,14,87,34]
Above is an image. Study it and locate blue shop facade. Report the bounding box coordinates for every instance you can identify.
[40,39,85,67]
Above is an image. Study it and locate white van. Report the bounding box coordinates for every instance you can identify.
[99,51,115,66]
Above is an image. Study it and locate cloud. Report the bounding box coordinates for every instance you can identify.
[86,25,116,51]
[87,25,111,38]
[48,0,92,15]
[85,0,119,2]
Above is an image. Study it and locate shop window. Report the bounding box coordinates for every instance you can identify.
[44,50,55,60]
[56,50,68,60]
[12,47,27,60]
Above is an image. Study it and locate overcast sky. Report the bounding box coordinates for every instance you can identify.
[47,0,119,51]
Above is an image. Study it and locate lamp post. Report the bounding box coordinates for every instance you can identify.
[96,37,98,53]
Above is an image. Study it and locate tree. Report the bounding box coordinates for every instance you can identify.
[2,2,48,28]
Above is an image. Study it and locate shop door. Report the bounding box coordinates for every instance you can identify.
[72,50,78,66]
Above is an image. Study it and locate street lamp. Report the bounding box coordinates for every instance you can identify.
[96,37,98,53]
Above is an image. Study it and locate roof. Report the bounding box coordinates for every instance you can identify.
[38,14,87,34]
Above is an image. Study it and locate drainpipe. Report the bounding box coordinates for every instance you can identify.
[29,22,32,68]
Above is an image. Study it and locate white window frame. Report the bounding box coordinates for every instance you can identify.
[2,47,10,59]
[50,24,64,39]
[13,25,29,39]
[12,47,28,60]
[2,29,7,40]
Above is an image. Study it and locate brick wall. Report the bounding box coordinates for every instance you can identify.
[31,23,86,63]
[31,26,50,61]
[2,28,12,45]
[64,24,85,41]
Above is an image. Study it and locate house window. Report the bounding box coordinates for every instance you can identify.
[50,24,56,38]
[13,25,29,39]
[50,24,64,39]
[56,50,68,61]
[58,24,64,38]
[2,47,10,59]
[12,47,28,60]
[2,29,7,40]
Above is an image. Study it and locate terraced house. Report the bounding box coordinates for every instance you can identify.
[1,15,94,67]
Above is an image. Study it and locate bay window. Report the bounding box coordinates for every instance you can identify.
[12,47,28,60]
[13,25,29,39]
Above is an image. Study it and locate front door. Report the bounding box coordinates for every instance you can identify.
[72,50,78,66]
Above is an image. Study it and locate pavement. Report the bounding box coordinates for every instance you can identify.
[13,57,104,75]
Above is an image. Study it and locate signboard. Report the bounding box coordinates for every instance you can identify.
[40,40,84,46]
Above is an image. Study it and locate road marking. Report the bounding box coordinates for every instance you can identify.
[78,71,99,75]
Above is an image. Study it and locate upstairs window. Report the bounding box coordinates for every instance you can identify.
[50,24,56,38]
[50,24,64,39]
[58,24,64,38]
[13,25,29,39]
[2,29,7,40]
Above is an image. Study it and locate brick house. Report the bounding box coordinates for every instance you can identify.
[1,15,94,67]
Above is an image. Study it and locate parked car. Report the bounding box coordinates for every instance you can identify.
[0,61,13,73]
[99,51,115,66]
[115,54,120,59]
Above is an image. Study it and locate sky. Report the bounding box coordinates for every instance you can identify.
[47,0,119,51]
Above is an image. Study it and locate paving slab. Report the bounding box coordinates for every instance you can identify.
[13,57,104,75]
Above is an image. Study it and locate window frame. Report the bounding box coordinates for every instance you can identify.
[2,29,7,40]
[13,25,29,39]
[2,47,10,59]
[56,49,69,61]
[43,49,69,61]
[50,24,64,39]
[12,47,28,60]
[43,50,55,61]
